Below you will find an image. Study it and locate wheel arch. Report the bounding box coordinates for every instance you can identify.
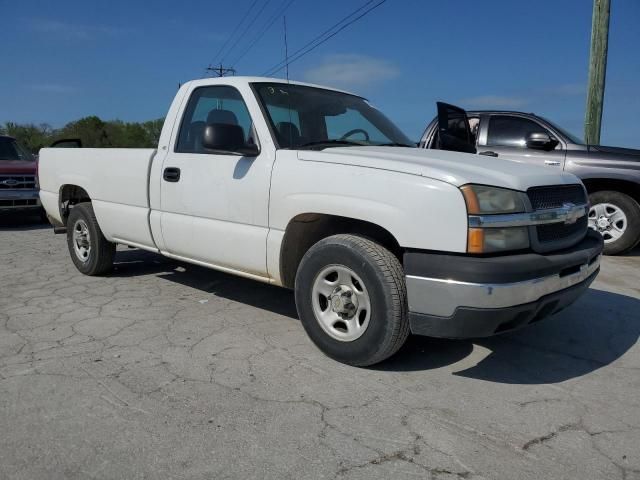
[59,184,92,224]
[582,178,640,205]
[279,212,403,289]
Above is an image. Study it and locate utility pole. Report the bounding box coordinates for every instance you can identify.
[584,0,610,145]
[206,64,236,77]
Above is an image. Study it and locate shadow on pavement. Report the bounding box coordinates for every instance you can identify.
[111,248,639,384]
[623,246,640,257]
[112,248,298,319]
[0,212,49,231]
[383,288,640,384]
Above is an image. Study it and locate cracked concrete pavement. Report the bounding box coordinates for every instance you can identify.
[1,216,639,480]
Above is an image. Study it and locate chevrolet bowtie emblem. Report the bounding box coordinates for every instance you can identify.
[562,202,579,224]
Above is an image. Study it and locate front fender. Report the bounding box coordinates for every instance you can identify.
[269,151,469,252]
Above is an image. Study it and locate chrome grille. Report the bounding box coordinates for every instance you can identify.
[527,184,586,210]
[0,175,37,190]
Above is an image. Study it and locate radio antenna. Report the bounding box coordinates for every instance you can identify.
[283,16,290,82]
[283,15,293,147]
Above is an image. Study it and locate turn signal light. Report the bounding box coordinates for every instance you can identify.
[467,228,485,253]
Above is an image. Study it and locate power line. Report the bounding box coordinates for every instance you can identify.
[229,0,296,68]
[205,0,260,73]
[220,0,275,64]
[262,0,374,76]
[262,0,386,77]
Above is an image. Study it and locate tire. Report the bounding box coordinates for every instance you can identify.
[66,202,115,275]
[588,191,640,255]
[294,234,409,366]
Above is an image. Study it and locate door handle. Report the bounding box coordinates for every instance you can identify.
[478,151,498,157]
[163,167,181,182]
[544,160,561,166]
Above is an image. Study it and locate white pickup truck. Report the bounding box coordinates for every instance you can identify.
[39,77,603,366]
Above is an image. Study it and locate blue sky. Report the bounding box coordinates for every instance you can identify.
[2,0,639,146]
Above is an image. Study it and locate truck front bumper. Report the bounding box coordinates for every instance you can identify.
[0,189,41,212]
[404,230,604,338]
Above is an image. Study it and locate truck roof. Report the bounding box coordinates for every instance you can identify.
[183,76,362,99]
[466,110,537,116]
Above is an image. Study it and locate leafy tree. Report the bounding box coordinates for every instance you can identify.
[142,119,165,145]
[4,117,166,152]
[56,116,111,147]
[2,122,53,151]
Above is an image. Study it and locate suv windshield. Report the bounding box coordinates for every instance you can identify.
[0,137,34,161]
[253,82,414,149]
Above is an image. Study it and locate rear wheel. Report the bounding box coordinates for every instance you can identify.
[66,203,115,275]
[588,191,640,255]
[294,234,409,366]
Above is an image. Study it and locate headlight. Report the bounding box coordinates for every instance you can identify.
[461,184,529,253]
[460,184,526,214]
[468,227,530,253]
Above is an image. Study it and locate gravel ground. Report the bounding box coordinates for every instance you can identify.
[1,214,639,480]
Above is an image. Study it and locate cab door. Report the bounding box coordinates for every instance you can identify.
[158,84,274,278]
[476,114,566,168]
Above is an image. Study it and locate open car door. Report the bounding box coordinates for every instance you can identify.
[435,102,476,154]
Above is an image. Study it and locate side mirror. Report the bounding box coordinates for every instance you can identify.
[526,132,558,150]
[202,123,259,156]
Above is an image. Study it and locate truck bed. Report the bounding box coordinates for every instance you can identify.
[39,148,158,248]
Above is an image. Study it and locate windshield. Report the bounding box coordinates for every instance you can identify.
[0,137,34,161]
[540,117,584,145]
[253,82,414,149]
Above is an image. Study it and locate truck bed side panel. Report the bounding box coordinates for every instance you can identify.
[39,148,157,248]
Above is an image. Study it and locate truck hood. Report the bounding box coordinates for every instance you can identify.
[0,159,37,174]
[298,146,580,191]
[587,144,640,161]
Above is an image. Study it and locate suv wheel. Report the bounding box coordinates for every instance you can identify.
[588,190,640,255]
[294,234,409,366]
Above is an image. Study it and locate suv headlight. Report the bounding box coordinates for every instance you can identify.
[460,184,530,253]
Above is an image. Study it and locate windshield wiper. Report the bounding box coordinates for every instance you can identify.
[376,142,417,148]
[295,139,366,150]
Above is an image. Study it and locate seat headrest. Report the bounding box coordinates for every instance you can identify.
[207,109,239,125]
[276,122,301,147]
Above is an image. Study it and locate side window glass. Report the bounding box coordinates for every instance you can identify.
[176,86,256,153]
[487,116,549,148]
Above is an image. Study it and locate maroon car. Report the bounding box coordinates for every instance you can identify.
[0,135,43,217]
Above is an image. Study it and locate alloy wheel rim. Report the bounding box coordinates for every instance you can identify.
[311,265,371,342]
[588,202,627,243]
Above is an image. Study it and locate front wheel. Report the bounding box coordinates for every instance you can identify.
[66,202,115,275]
[294,234,409,366]
[588,191,640,255]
